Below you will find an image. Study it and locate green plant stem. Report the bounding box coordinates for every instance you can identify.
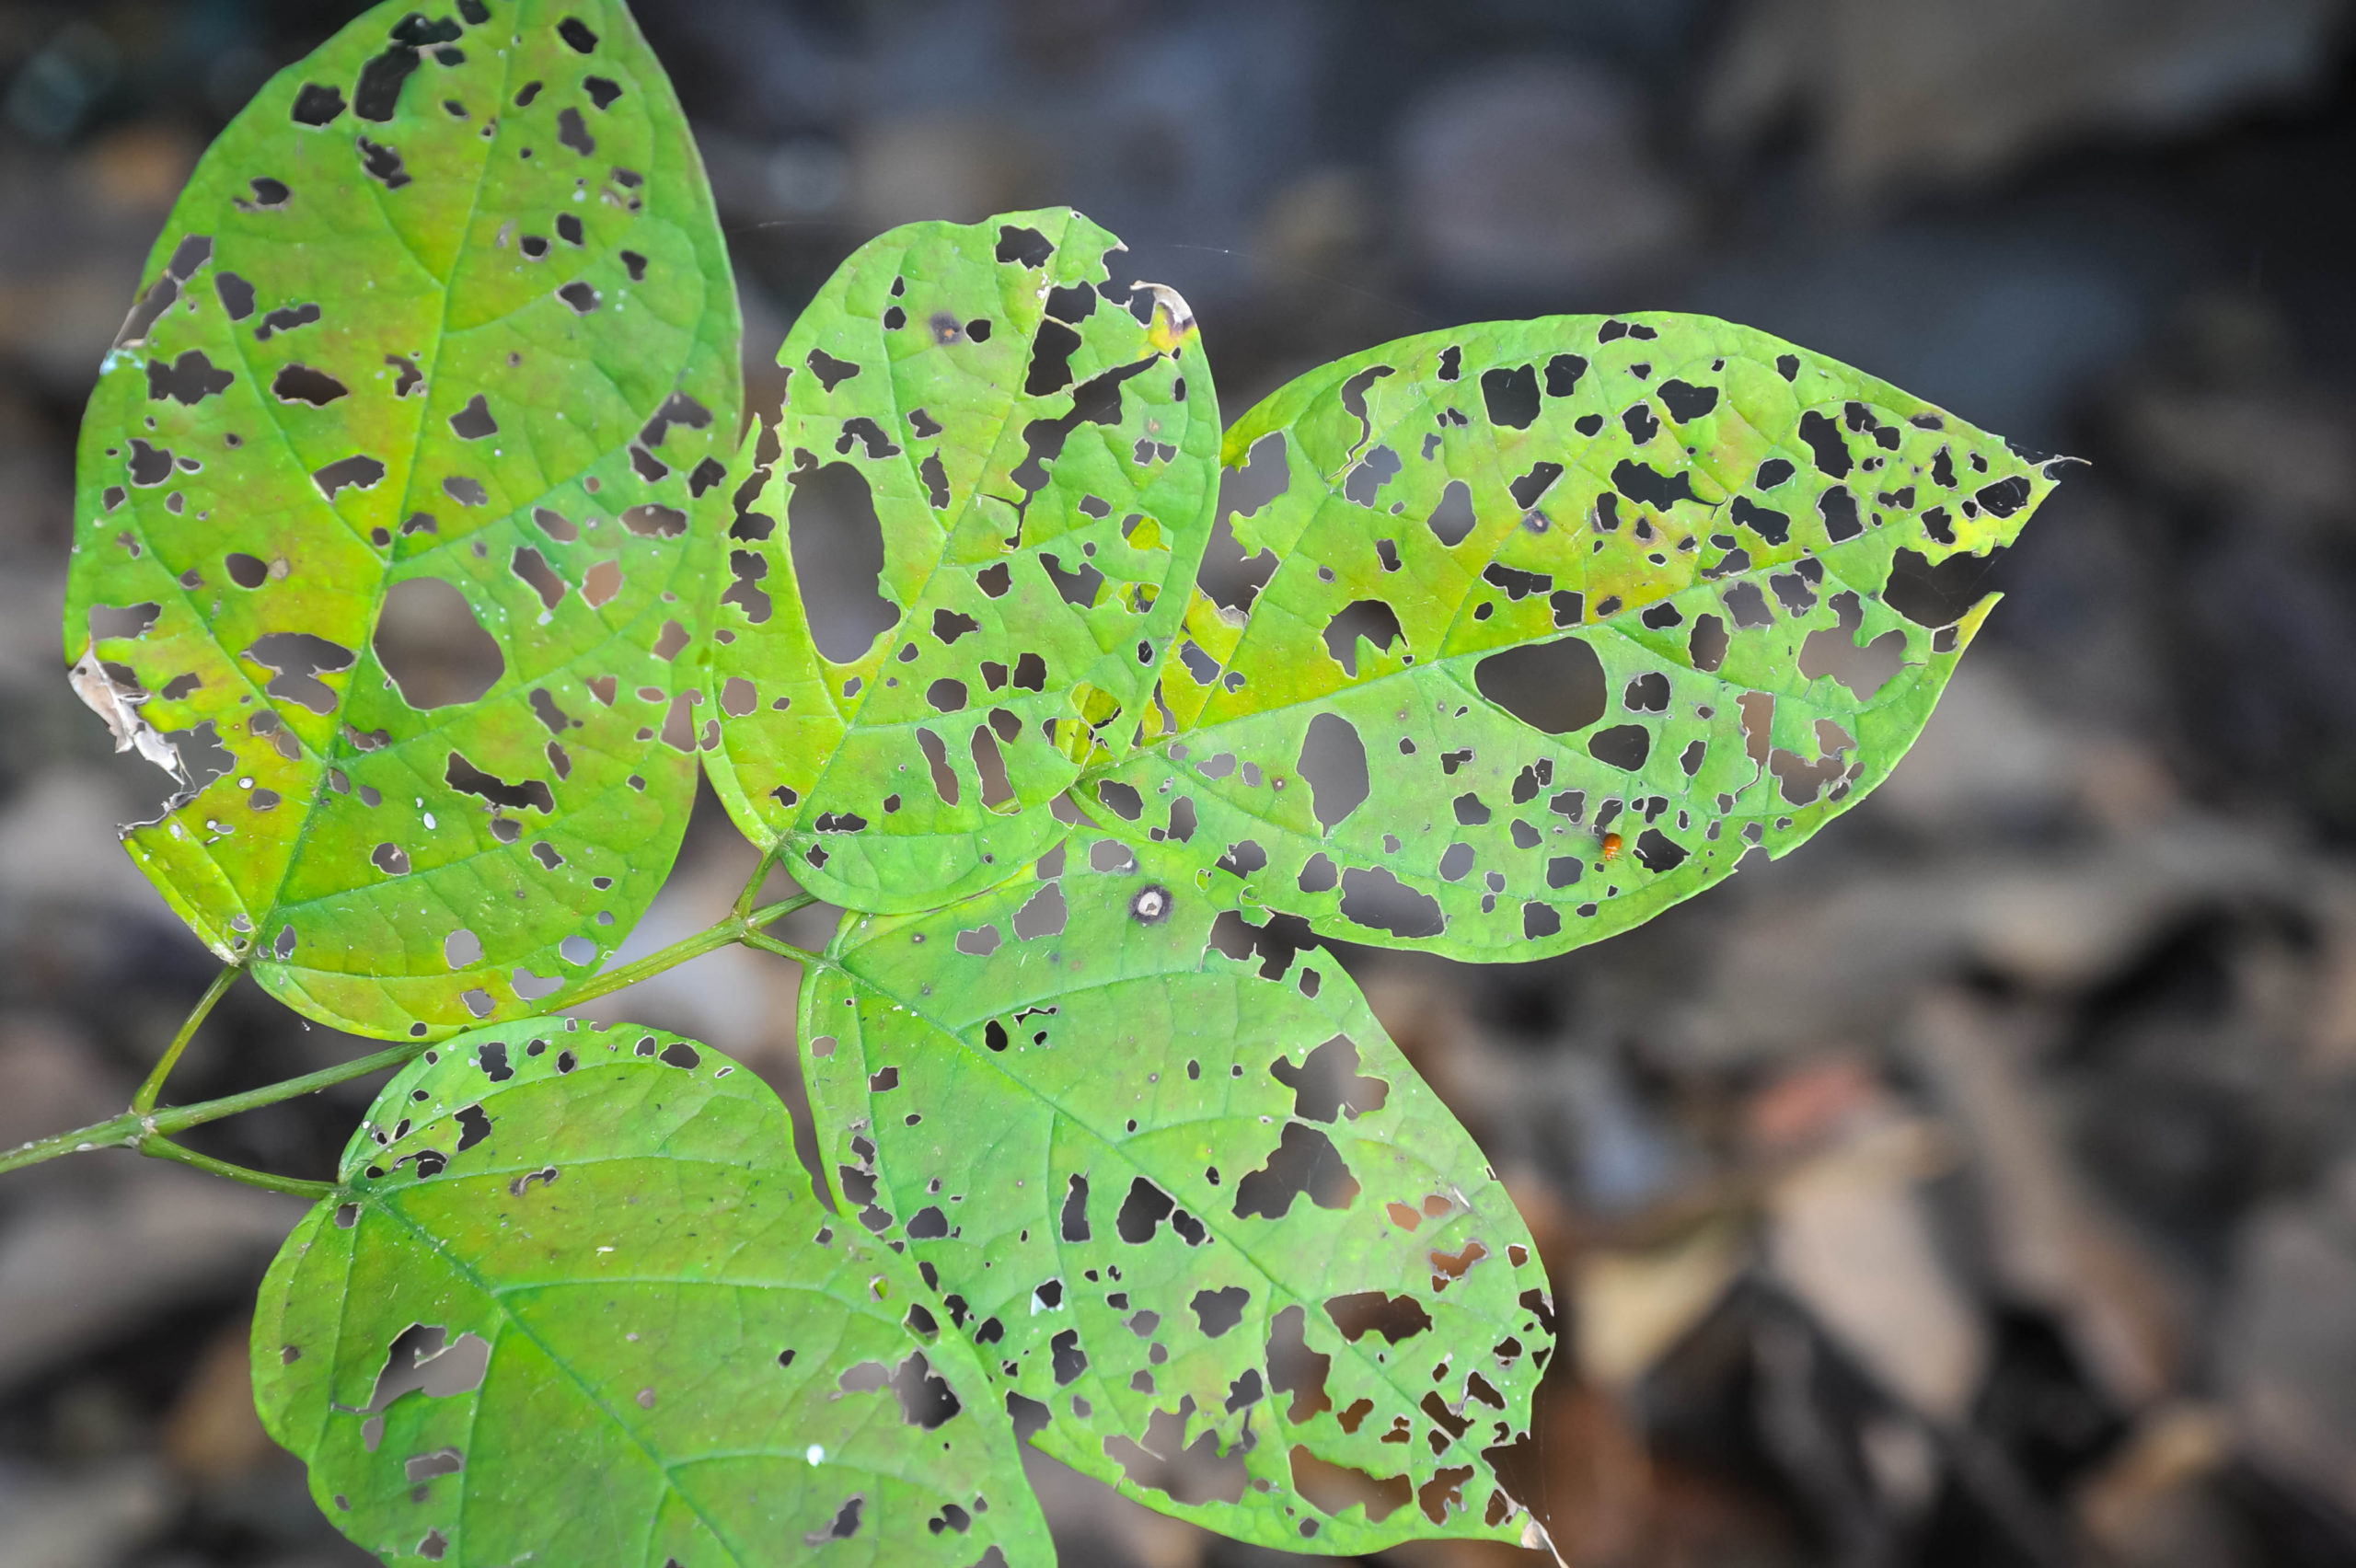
[0,891,830,1189]
[141,1134,338,1200]
[733,839,784,920]
[742,928,833,970]
[0,1036,427,1182]
[132,962,241,1114]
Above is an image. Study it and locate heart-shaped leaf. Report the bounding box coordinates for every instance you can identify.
[801,839,1553,1554]
[253,1019,1051,1567]
[1077,314,2059,956]
[704,209,1218,914]
[64,0,738,1037]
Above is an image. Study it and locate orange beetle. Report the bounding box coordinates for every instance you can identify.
[1601,831,1623,863]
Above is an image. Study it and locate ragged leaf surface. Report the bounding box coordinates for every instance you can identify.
[64,0,738,1038]
[801,838,1554,1554]
[252,1019,1051,1568]
[1077,314,2061,959]
[705,209,1218,914]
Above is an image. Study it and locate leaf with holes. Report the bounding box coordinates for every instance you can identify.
[64,0,738,1038]
[704,209,1218,913]
[1075,314,2061,958]
[253,1019,1051,1568]
[800,837,1554,1554]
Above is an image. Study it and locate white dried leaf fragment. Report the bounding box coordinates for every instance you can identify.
[68,647,185,781]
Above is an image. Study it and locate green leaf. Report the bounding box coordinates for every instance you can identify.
[801,837,1554,1554]
[704,209,1218,914]
[64,0,739,1038]
[253,1018,1051,1568]
[1075,314,2060,958]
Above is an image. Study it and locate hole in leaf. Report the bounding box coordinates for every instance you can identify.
[1473,637,1604,733]
[1266,1306,1332,1423]
[1292,1448,1414,1524]
[1426,479,1476,548]
[1326,1291,1433,1343]
[445,753,553,813]
[1338,867,1443,939]
[1588,723,1651,771]
[246,632,355,715]
[1299,713,1369,830]
[1321,601,1402,677]
[1480,363,1539,429]
[1193,1286,1249,1337]
[375,578,503,709]
[1272,1035,1387,1122]
[1886,546,2006,627]
[787,462,894,663]
[1234,1123,1359,1218]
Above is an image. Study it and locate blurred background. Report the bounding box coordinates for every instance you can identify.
[3,1,2355,1564]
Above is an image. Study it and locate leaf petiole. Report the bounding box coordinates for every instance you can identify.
[0,894,834,1185]
[132,961,241,1115]
[140,1134,338,1201]
[741,928,834,970]
[0,1036,430,1182]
